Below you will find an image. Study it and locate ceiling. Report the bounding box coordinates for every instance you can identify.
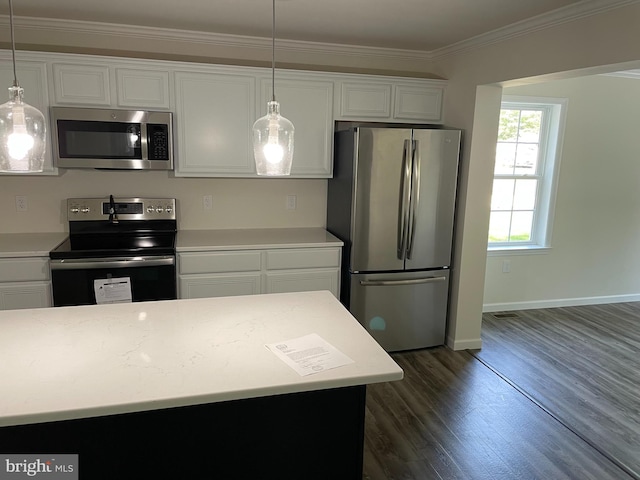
[2,0,590,52]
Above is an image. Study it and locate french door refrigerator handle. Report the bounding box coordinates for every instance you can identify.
[397,139,412,260]
[406,138,420,259]
[360,276,447,287]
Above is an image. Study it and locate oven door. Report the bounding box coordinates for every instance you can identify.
[50,256,176,307]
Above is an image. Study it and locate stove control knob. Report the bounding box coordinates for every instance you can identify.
[70,207,80,214]
[165,205,173,213]
[156,206,164,213]
[147,206,155,213]
[81,207,90,214]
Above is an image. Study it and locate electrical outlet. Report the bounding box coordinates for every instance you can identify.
[15,195,28,212]
[502,260,511,273]
[203,195,213,211]
[286,195,297,210]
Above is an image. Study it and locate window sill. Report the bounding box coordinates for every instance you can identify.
[487,245,551,256]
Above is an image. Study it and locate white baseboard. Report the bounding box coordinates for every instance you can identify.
[446,336,482,351]
[483,293,640,313]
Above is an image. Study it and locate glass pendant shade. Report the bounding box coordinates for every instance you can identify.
[253,100,294,176]
[0,85,46,173]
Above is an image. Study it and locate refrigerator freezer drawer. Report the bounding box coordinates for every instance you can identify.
[349,270,449,352]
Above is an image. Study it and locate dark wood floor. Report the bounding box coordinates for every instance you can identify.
[473,302,640,479]
[362,346,633,479]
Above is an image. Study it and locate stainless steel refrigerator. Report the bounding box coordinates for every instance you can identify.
[327,125,461,352]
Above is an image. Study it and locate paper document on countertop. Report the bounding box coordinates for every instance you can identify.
[266,333,354,376]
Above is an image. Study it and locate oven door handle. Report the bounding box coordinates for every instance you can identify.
[50,256,175,270]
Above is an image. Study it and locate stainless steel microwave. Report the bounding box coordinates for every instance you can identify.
[51,107,173,170]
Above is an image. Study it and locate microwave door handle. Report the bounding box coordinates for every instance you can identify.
[140,122,149,160]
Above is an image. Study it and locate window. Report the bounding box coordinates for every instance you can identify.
[488,95,567,252]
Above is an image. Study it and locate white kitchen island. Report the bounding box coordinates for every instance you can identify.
[0,291,402,479]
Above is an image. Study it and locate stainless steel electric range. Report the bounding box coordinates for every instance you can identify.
[49,196,177,307]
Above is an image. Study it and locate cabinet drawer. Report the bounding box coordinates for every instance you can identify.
[179,251,261,274]
[0,258,50,282]
[266,270,339,298]
[179,274,261,299]
[266,248,341,270]
[0,282,52,310]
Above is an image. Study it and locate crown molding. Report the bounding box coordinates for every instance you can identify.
[1,0,637,65]
[603,69,640,79]
[1,16,433,64]
[430,0,640,60]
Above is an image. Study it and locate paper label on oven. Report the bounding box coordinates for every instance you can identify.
[94,277,133,304]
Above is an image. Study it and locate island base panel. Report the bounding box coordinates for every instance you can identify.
[0,385,366,479]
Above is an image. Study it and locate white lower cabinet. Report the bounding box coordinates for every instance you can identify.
[180,273,262,299]
[0,257,52,310]
[178,247,341,299]
[266,270,339,295]
[0,282,51,310]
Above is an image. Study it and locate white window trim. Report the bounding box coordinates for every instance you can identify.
[488,95,568,254]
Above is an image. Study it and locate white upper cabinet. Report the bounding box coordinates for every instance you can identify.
[52,63,111,106]
[116,68,171,109]
[339,82,392,118]
[258,75,334,177]
[0,50,447,178]
[0,56,55,174]
[394,84,443,121]
[335,77,445,123]
[174,70,256,176]
[52,62,172,109]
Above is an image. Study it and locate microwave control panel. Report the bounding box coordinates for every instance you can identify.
[147,124,170,160]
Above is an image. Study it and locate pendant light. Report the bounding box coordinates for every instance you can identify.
[0,0,46,173]
[252,0,294,176]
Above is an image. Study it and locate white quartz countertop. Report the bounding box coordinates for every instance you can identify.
[0,291,402,427]
[0,233,67,258]
[177,228,343,251]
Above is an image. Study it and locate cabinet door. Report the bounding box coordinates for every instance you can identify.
[116,69,170,109]
[394,84,443,122]
[266,269,339,298]
[0,60,55,174]
[338,82,392,118]
[174,71,255,176]
[0,282,52,310]
[52,63,111,106]
[179,274,261,299]
[259,77,334,177]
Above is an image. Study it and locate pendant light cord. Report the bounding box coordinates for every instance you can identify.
[8,0,18,87]
[271,0,276,102]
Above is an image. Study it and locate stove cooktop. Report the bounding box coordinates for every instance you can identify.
[50,197,177,260]
[50,234,176,259]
